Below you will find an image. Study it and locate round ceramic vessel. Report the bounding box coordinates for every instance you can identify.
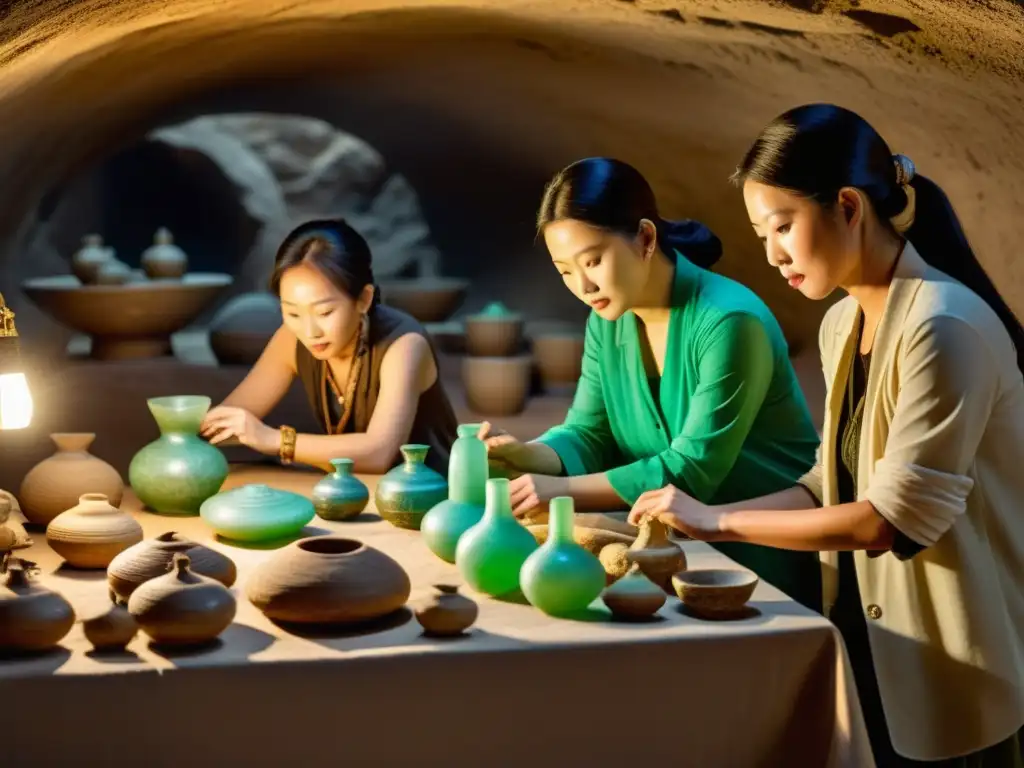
[311,459,369,521]
[46,492,144,569]
[200,484,315,542]
[374,444,448,530]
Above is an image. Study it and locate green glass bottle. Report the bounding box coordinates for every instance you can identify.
[129,396,228,515]
[519,496,606,616]
[311,458,369,521]
[374,444,448,530]
[421,424,487,563]
[455,477,538,597]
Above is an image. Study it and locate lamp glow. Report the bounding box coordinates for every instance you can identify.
[0,292,33,431]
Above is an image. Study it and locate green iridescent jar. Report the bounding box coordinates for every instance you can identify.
[311,459,369,521]
[200,483,315,542]
[129,396,228,515]
[421,424,487,563]
[374,444,448,530]
[455,477,538,597]
[520,496,605,616]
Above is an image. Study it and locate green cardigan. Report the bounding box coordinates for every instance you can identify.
[535,251,823,609]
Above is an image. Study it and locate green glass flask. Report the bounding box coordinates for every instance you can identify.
[421,424,487,563]
[520,496,605,616]
[311,458,369,521]
[374,444,448,530]
[455,477,538,597]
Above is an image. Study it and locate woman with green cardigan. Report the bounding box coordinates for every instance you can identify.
[480,157,823,610]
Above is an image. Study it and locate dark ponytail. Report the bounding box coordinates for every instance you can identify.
[269,218,381,310]
[734,103,1024,373]
[537,157,723,268]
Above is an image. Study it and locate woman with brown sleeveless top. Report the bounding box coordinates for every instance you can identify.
[200,219,458,475]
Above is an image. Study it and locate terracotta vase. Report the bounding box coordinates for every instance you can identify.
[311,459,369,521]
[532,332,584,391]
[82,603,138,651]
[200,483,314,542]
[246,535,411,625]
[461,354,533,416]
[107,531,237,605]
[374,444,448,531]
[413,585,478,637]
[0,557,76,652]
[599,518,687,593]
[19,433,125,526]
[464,302,524,357]
[127,553,236,646]
[46,493,144,569]
[71,234,113,284]
[601,562,666,620]
[140,227,188,279]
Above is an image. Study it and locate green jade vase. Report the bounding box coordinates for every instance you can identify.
[200,483,314,542]
[128,396,229,515]
[456,477,538,597]
[421,424,487,563]
[312,458,369,521]
[374,444,448,530]
[520,496,606,616]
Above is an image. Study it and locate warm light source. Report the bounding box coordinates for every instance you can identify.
[0,292,33,431]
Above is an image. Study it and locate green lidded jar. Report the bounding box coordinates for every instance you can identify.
[312,458,369,521]
[200,483,314,542]
[421,423,487,563]
[374,444,448,530]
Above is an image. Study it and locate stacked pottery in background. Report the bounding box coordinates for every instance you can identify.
[530,324,585,396]
[460,302,533,416]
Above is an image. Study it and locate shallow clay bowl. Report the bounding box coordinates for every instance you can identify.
[671,569,758,617]
[378,278,469,322]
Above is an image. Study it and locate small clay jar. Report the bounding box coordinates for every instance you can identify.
[94,259,133,285]
[599,518,686,593]
[71,234,113,284]
[107,531,237,605]
[141,227,188,279]
[127,553,236,646]
[0,557,76,653]
[413,584,478,637]
[47,493,144,569]
[82,603,138,652]
[601,562,666,620]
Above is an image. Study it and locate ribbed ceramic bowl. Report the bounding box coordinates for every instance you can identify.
[671,569,758,617]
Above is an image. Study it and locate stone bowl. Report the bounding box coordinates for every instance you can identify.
[21,273,233,360]
[671,569,759,618]
[378,277,469,323]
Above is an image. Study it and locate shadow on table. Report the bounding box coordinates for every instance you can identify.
[51,562,109,583]
[0,646,72,674]
[146,623,278,664]
[271,607,414,642]
[492,589,614,623]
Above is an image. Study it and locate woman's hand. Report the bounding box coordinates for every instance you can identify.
[477,422,562,476]
[201,406,280,455]
[508,474,569,518]
[627,484,726,541]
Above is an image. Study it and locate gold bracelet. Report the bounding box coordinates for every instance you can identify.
[279,425,297,465]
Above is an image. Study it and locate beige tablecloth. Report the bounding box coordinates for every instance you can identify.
[1,466,873,767]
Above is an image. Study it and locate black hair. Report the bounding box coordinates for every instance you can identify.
[537,157,723,269]
[733,103,1024,372]
[269,218,381,309]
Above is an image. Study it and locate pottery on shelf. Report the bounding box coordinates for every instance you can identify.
[107,531,237,605]
[520,496,605,616]
[200,483,314,542]
[599,518,686,593]
[455,477,538,597]
[82,603,138,651]
[464,302,524,357]
[377,277,469,323]
[141,227,188,279]
[311,459,369,521]
[461,354,533,416]
[46,493,144,569]
[374,444,448,531]
[129,396,228,515]
[94,259,133,286]
[413,584,478,637]
[71,234,114,285]
[602,562,667,620]
[246,535,411,625]
[672,569,759,618]
[532,331,584,391]
[421,423,487,563]
[127,553,236,646]
[0,557,76,653]
[19,432,125,526]
[208,292,284,366]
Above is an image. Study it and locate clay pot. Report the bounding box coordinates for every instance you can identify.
[464,302,524,357]
[532,332,584,390]
[671,569,759,618]
[46,493,144,569]
[0,492,33,552]
[94,259,133,285]
[413,584,478,637]
[246,536,411,625]
[526,525,635,561]
[599,518,686,593]
[311,458,369,521]
[19,433,125,526]
[0,557,76,652]
[107,531,237,605]
[141,227,188,279]
[208,291,283,366]
[378,277,469,322]
[82,603,138,651]
[128,553,236,646]
[461,354,532,416]
[71,234,113,285]
[602,562,666,620]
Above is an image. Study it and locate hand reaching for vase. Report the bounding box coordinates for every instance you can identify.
[476,422,568,518]
[200,406,280,455]
[627,485,725,541]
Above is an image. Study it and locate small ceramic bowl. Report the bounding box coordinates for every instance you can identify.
[671,569,758,617]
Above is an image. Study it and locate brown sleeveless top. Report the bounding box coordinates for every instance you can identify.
[295,304,458,475]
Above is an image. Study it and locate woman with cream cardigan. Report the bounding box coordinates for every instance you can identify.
[629,104,1024,766]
